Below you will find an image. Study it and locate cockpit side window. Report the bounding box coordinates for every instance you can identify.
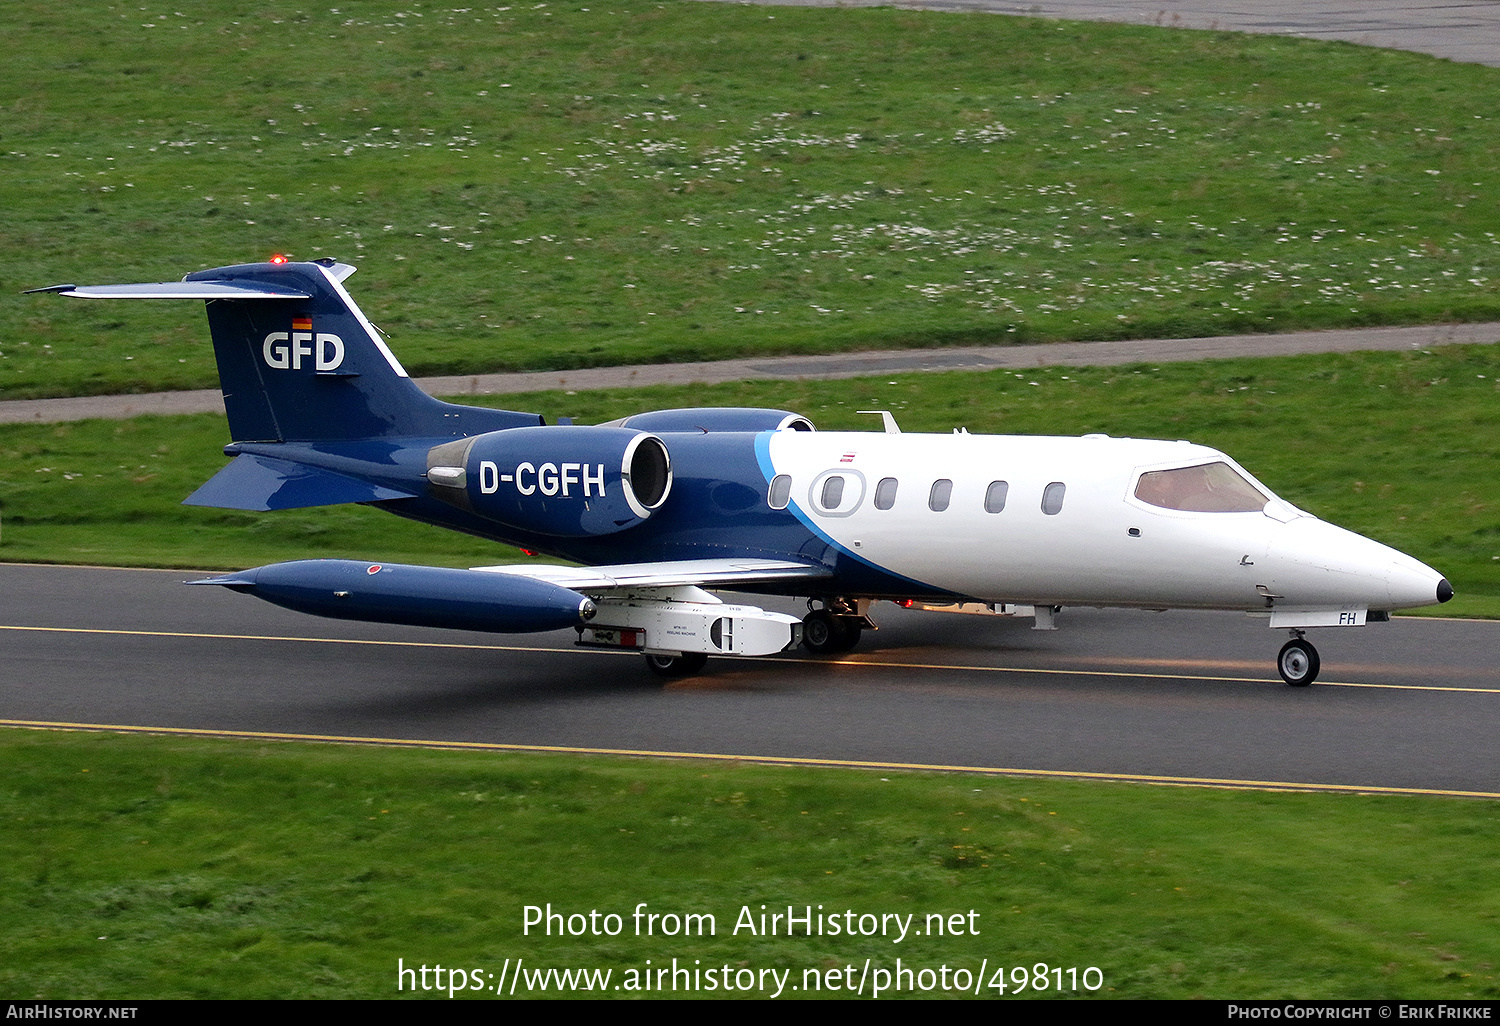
[1134,462,1269,513]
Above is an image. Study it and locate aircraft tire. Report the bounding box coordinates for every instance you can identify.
[801,610,851,654]
[1277,638,1320,687]
[832,620,862,652]
[644,652,709,678]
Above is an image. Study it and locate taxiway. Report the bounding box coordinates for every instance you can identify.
[4,564,1496,795]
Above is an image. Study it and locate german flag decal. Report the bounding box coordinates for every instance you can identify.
[292,316,312,331]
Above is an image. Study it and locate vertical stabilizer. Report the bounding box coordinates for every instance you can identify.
[39,259,542,442]
[187,259,530,441]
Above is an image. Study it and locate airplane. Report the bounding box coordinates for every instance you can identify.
[29,256,1454,686]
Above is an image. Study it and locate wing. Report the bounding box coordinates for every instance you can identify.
[470,557,830,592]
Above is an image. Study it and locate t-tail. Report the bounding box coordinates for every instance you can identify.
[30,257,539,444]
[30,258,541,512]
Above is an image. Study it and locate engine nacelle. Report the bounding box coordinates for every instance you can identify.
[602,407,815,433]
[426,425,671,537]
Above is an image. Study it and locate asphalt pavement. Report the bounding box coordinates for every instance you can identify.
[4,563,1497,794]
[3,321,1497,425]
[695,0,1500,68]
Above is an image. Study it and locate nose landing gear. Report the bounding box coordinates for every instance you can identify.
[1277,631,1320,687]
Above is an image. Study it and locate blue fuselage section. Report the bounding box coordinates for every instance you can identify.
[244,430,945,600]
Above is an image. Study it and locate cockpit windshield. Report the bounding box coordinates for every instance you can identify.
[1134,462,1269,513]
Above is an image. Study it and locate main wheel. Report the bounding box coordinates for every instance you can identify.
[802,610,852,654]
[833,620,862,652]
[1277,638,1320,687]
[644,652,709,678]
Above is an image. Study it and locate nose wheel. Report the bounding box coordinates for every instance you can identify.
[1276,636,1320,687]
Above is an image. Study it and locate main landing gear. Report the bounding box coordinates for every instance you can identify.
[644,651,709,678]
[1276,631,1320,687]
[801,597,874,655]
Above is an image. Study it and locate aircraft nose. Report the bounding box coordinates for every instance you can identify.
[1268,517,1448,610]
[1384,552,1450,610]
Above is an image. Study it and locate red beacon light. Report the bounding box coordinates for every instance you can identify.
[268,253,289,264]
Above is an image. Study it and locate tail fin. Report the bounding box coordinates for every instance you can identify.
[42,258,540,442]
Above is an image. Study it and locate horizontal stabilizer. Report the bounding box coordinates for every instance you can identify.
[472,557,831,591]
[29,281,311,300]
[184,453,416,511]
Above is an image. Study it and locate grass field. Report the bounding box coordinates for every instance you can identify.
[2,345,1495,615]
[3,729,1499,999]
[6,1,1500,398]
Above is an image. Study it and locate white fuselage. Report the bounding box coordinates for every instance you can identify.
[764,431,1445,615]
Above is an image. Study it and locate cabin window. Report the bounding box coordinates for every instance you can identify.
[929,479,953,512]
[821,475,846,509]
[808,469,866,517]
[1134,462,1268,513]
[767,474,792,510]
[1041,481,1066,515]
[984,480,1009,514]
[874,477,898,510]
